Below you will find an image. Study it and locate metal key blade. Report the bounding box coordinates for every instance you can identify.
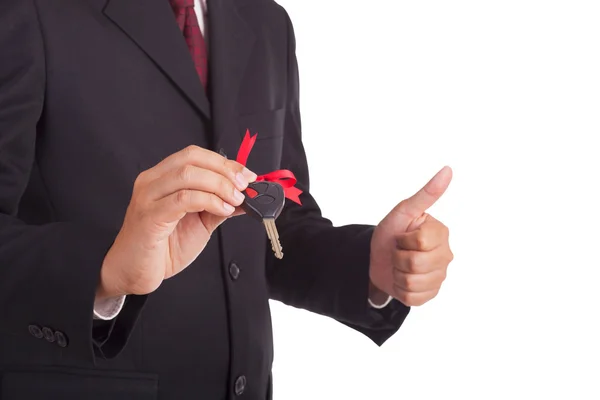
[263,218,283,259]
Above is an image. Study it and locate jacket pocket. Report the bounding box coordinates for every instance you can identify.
[0,367,158,400]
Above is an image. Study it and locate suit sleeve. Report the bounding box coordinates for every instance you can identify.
[265,11,411,346]
[0,0,144,363]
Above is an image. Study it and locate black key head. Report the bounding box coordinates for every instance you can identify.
[241,181,285,222]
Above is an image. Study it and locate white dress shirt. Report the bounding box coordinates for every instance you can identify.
[93,0,391,320]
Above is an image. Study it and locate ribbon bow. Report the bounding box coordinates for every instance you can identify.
[236,130,303,205]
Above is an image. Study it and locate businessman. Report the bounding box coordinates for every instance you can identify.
[0,0,453,399]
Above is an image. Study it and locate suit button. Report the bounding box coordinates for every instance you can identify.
[28,325,43,339]
[55,331,68,348]
[42,327,55,343]
[229,262,240,280]
[234,375,246,396]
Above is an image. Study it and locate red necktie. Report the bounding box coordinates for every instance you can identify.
[170,0,208,89]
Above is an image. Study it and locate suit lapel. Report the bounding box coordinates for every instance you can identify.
[206,0,256,151]
[103,0,211,120]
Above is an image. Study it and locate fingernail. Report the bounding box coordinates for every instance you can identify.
[242,167,257,182]
[233,189,245,204]
[223,202,235,213]
[235,172,248,189]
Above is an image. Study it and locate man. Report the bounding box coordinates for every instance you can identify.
[0,0,453,398]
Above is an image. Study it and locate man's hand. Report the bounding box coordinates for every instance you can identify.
[369,166,454,307]
[96,146,257,300]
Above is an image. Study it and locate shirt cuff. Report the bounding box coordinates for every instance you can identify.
[93,295,126,320]
[368,295,393,309]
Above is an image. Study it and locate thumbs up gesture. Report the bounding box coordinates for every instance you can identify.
[369,167,454,307]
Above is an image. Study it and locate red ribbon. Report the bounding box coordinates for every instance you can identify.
[236,129,303,205]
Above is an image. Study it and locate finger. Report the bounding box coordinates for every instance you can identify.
[393,166,452,219]
[230,206,246,217]
[147,165,245,207]
[393,247,449,274]
[146,145,257,191]
[393,288,439,307]
[152,189,235,223]
[200,206,246,233]
[396,216,449,251]
[200,212,229,233]
[392,269,447,293]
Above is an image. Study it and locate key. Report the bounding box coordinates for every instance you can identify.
[241,181,285,259]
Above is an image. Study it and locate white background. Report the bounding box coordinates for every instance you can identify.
[270,1,600,399]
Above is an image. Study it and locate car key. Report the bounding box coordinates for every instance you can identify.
[241,181,285,259]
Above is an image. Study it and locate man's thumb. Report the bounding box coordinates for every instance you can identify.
[202,207,246,233]
[393,166,453,218]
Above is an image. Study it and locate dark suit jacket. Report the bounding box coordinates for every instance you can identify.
[0,0,410,398]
